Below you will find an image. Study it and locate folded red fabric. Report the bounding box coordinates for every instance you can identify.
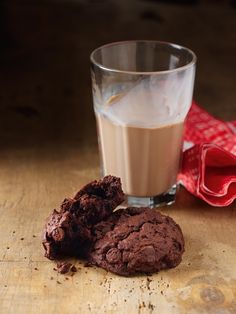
[178,102,236,206]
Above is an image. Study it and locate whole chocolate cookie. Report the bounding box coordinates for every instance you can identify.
[42,176,124,260]
[89,207,184,276]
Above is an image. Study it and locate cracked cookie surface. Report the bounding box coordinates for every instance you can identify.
[89,207,185,276]
[42,176,124,259]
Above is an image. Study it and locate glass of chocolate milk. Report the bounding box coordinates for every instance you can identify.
[90,41,196,207]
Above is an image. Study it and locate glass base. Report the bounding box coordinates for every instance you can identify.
[125,185,177,208]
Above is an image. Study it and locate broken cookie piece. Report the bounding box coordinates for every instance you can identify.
[42,176,124,260]
[42,209,91,260]
[62,175,124,225]
[88,207,185,276]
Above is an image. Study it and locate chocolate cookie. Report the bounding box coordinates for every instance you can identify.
[42,176,124,259]
[89,207,184,276]
[42,176,185,277]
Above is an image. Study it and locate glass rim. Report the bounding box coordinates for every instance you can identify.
[90,40,197,75]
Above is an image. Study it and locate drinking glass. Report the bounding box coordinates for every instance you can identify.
[90,40,196,207]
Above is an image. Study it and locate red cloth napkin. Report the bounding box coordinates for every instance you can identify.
[178,102,236,206]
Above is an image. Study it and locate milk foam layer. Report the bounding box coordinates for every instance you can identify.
[96,70,194,128]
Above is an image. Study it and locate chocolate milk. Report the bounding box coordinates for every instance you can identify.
[96,111,184,197]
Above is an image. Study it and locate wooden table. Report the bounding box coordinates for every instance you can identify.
[0,140,235,314]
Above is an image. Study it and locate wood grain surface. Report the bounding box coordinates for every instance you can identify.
[0,143,236,314]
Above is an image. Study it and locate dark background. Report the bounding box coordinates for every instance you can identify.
[0,0,236,149]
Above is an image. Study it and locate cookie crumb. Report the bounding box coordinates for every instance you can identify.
[84,262,92,268]
[71,265,77,272]
[56,262,77,275]
[148,302,155,310]
[146,277,152,290]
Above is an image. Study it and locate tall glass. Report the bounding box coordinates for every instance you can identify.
[91,41,196,207]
